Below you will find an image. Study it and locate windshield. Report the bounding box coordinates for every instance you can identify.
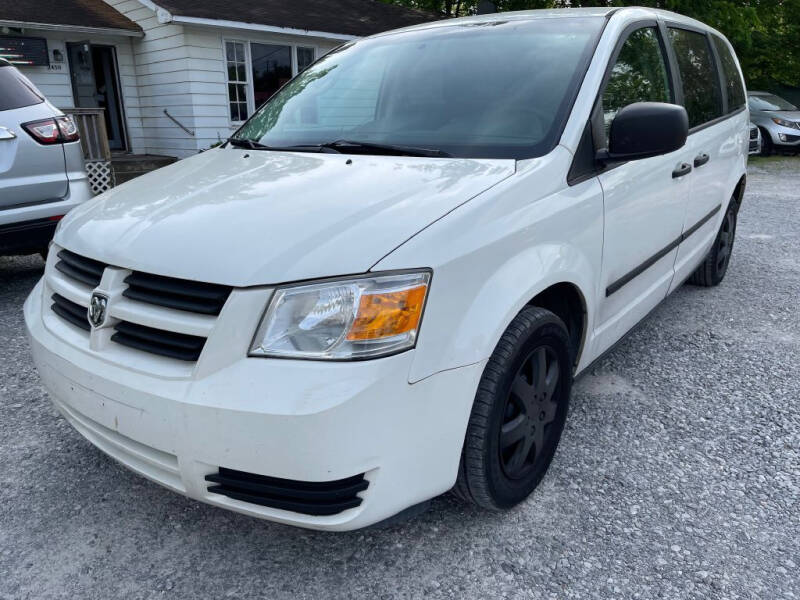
[748,94,797,112]
[233,17,605,159]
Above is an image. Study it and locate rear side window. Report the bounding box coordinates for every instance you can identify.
[0,66,44,111]
[601,26,672,145]
[667,28,723,128]
[711,35,745,112]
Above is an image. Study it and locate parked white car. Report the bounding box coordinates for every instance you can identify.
[25,7,748,531]
[749,121,762,154]
[0,58,91,256]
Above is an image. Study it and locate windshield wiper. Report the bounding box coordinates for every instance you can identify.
[312,139,452,158]
[227,137,273,150]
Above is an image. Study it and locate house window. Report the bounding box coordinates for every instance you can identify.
[251,43,292,110]
[225,41,249,122]
[297,47,316,72]
[224,41,321,123]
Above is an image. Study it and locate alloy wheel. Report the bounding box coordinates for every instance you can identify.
[499,345,561,480]
[715,210,735,278]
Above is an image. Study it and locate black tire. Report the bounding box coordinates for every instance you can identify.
[759,128,772,156]
[453,306,572,510]
[688,202,737,287]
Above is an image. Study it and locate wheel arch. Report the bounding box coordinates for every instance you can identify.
[526,281,588,369]
[731,173,746,214]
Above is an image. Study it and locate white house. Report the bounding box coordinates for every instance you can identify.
[1,0,432,161]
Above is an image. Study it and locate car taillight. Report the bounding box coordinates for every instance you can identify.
[22,116,80,145]
[56,115,80,142]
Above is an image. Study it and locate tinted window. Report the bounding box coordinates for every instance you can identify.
[602,27,671,144]
[668,28,723,127]
[711,35,745,112]
[0,66,44,111]
[234,18,606,159]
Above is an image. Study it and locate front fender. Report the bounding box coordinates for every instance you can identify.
[373,153,604,383]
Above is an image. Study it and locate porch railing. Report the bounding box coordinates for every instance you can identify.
[62,108,111,162]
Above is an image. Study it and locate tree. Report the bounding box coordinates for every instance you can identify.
[380,0,800,89]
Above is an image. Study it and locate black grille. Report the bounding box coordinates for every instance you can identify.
[111,320,206,361]
[750,128,759,140]
[205,468,369,516]
[51,293,90,331]
[55,249,106,287]
[123,271,231,315]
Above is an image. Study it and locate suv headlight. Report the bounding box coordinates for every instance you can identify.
[249,271,431,360]
[772,117,800,130]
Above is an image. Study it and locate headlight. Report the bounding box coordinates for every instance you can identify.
[249,271,431,360]
[772,117,800,130]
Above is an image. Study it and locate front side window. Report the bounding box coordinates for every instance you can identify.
[601,27,672,144]
[225,41,249,122]
[711,35,745,112]
[668,28,723,128]
[233,17,606,159]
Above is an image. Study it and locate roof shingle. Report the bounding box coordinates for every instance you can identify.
[155,0,436,37]
[0,0,141,32]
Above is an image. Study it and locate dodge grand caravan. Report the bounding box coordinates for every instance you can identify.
[25,8,748,530]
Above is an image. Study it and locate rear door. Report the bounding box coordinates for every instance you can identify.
[592,22,694,354]
[0,65,69,208]
[666,27,745,289]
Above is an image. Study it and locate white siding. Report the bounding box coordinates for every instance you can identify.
[19,1,351,158]
[15,31,145,154]
[182,26,343,152]
[105,0,198,157]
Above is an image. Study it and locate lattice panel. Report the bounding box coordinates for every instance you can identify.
[85,160,115,195]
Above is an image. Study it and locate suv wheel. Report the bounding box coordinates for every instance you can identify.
[453,306,572,510]
[688,202,737,287]
[759,128,772,156]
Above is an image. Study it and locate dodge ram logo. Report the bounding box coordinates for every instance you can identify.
[88,293,108,328]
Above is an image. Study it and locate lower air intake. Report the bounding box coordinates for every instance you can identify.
[205,468,368,516]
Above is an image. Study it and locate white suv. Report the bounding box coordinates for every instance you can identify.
[0,58,91,256]
[25,8,748,531]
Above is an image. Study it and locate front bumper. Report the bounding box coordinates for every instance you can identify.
[763,123,800,147]
[24,277,484,530]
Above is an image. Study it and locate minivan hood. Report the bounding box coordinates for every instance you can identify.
[57,148,515,286]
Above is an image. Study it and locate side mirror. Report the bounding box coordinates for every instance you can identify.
[601,102,689,162]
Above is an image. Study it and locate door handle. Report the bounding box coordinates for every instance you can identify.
[0,127,16,140]
[693,153,710,168]
[672,162,692,178]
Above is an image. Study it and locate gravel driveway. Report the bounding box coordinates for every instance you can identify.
[1,157,798,600]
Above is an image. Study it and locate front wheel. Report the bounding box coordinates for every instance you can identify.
[453,306,572,510]
[688,202,737,287]
[759,128,772,156]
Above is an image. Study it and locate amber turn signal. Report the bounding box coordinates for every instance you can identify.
[347,285,428,341]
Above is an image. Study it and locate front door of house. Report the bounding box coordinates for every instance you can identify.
[67,42,126,151]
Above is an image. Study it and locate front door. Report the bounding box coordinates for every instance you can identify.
[593,23,694,355]
[67,42,126,151]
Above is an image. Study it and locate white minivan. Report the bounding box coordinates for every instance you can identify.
[25,7,748,530]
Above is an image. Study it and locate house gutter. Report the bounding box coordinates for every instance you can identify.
[170,16,359,41]
[0,20,143,37]
[135,1,358,41]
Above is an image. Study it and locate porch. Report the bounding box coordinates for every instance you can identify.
[63,108,177,193]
